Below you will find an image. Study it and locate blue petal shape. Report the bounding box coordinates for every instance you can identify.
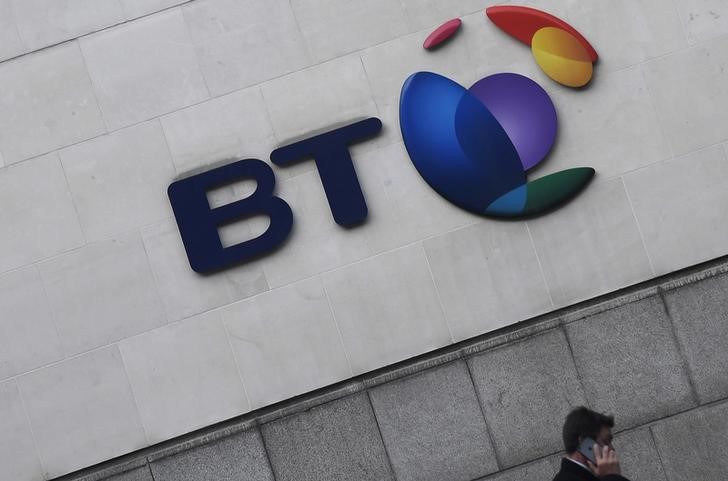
[400,72,525,212]
[485,183,527,215]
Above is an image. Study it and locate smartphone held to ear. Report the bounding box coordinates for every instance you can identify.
[577,437,597,465]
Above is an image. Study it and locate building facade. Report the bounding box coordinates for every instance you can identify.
[1,1,727,480]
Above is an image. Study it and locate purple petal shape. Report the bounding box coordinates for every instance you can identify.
[469,73,557,171]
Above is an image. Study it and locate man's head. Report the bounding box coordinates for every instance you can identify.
[563,406,615,453]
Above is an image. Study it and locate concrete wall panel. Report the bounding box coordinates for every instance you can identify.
[369,361,498,481]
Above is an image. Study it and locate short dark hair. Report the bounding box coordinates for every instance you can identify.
[563,406,615,453]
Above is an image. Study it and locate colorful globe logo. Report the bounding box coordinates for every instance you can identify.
[400,6,598,217]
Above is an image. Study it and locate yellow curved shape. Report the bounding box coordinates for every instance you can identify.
[531,27,593,87]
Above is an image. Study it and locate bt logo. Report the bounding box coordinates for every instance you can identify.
[400,5,598,217]
[169,5,597,273]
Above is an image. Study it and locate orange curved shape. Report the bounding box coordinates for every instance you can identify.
[486,5,597,62]
[531,27,593,87]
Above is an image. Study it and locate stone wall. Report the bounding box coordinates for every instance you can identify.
[54,258,728,481]
[3,1,728,479]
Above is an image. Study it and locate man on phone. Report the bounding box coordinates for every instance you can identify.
[552,406,631,481]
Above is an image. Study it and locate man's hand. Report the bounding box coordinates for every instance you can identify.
[587,444,622,478]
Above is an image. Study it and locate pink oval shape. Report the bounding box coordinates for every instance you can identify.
[423,18,462,50]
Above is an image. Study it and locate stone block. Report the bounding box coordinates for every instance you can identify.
[0,1,25,61]
[12,0,124,50]
[643,35,728,156]
[80,8,208,131]
[120,0,186,19]
[107,466,154,481]
[160,86,277,175]
[0,266,63,380]
[566,296,695,429]
[0,380,43,481]
[651,402,728,480]
[17,346,147,478]
[221,277,351,409]
[151,429,274,481]
[467,329,587,467]
[424,220,552,343]
[568,0,686,72]
[540,66,670,179]
[674,0,728,44]
[261,393,393,481]
[59,120,176,242]
[38,232,166,356]
[141,219,268,323]
[183,0,309,96]
[399,0,485,31]
[323,244,451,375]
[119,311,248,444]
[663,273,728,403]
[0,153,85,274]
[528,178,653,308]
[290,0,410,62]
[0,42,105,164]
[260,54,378,145]
[624,145,728,275]
[478,456,561,481]
[369,361,498,481]
[613,428,667,481]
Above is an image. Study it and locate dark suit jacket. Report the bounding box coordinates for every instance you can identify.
[552,458,631,481]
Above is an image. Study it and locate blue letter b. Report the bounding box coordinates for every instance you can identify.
[168,159,293,273]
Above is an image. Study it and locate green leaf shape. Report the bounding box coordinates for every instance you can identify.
[523,167,595,215]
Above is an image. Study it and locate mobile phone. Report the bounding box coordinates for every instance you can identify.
[577,437,597,465]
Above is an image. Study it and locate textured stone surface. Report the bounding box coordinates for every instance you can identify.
[120,0,186,19]
[222,277,351,409]
[17,346,146,478]
[614,428,667,481]
[566,296,695,429]
[540,66,670,179]
[119,311,248,443]
[183,0,309,96]
[260,54,377,144]
[625,145,728,275]
[80,8,208,130]
[59,120,176,242]
[663,273,728,403]
[107,466,154,481]
[651,402,728,481]
[38,232,166,356]
[0,0,25,61]
[369,361,498,481]
[568,0,686,71]
[323,244,451,375]
[643,35,728,156]
[262,393,393,481]
[151,429,274,481]
[12,0,124,50]
[291,0,410,62]
[468,329,587,467]
[0,265,63,381]
[0,380,43,481]
[141,219,269,323]
[0,153,85,274]
[477,456,561,481]
[675,0,728,44]
[424,220,552,342]
[528,178,653,308]
[0,42,104,164]
[160,86,276,174]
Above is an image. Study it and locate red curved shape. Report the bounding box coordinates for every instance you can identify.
[423,18,462,50]
[485,6,598,61]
